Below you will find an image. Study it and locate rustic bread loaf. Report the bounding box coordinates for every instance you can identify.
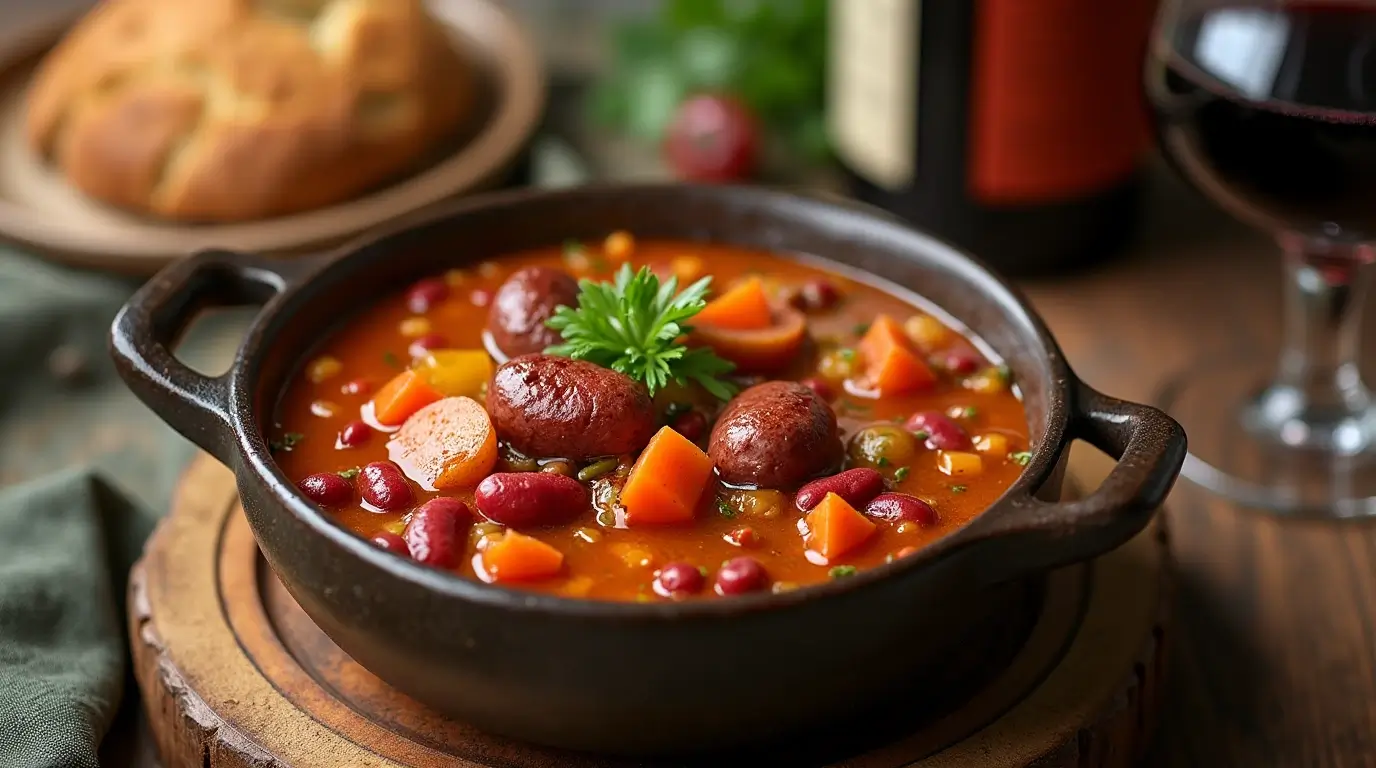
[24,0,474,222]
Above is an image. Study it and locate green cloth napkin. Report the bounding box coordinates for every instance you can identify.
[0,249,238,768]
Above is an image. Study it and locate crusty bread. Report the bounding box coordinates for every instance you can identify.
[25,0,474,222]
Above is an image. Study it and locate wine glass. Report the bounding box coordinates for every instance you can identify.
[1146,0,1376,516]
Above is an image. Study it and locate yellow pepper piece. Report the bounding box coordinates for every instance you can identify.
[938,450,984,477]
[412,350,493,398]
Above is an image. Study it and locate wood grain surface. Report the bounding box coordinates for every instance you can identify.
[129,457,1167,768]
[1023,169,1376,768]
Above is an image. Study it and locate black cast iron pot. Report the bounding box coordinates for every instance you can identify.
[110,185,1185,756]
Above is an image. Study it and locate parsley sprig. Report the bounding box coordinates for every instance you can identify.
[545,264,738,399]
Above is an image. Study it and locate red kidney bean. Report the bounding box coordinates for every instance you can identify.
[409,333,448,358]
[903,411,971,450]
[671,409,708,442]
[794,468,885,512]
[338,420,372,448]
[358,461,413,511]
[475,472,589,528]
[864,493,938,526]
[371,531,411,557]
[800,377,835,402]
[404,498,470,568]
[655,561,705,596]
[794,279,840,312]
[715,556,769,595]
[406,278,449,313]
[725,526,759,548]
[298,473,353,507]
[937,346,983,374]
[340,378,373,397]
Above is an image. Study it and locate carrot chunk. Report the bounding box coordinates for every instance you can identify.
[622,426,715,525]
[370,370,442,426]
[388,396,498,490]
[858,315,937,395]
[695,276,773,330]
[805,492,877,560]
[481,531,564,583]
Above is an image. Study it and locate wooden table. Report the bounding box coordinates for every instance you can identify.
[1024,166,1376,768]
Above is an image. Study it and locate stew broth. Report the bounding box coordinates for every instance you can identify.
[274,236,1029,601]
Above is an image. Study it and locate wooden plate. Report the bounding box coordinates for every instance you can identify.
[130,455,1170,767]
[0,0,544,274]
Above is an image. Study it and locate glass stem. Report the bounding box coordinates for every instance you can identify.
[1275,234,1372,417]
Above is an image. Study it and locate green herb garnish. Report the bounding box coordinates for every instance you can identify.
[852,323,870,337]
[382,351,401,370]
[337,467,361,480]
[717,499,737,518]
[894,466,910,482]
[829,565,858,579]
[951,485,967,493]
[876,456,890,467]
[911,430,930,442]
[995,364,1013,385]
[270,432,304,453]
[546,264,738,400]
[697,565,709,578]
[837,348,857,362]
[958,406,978,419]
[1010,451,1032,466]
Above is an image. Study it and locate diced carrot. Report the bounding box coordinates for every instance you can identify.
[691,306,808,373]
[858,315,937,395]
[695,276,773,330]
[805,492,877,560]
[388,396,497,490]
[622,426,715,525]
[481,531,564,582]
[371,369,442,426]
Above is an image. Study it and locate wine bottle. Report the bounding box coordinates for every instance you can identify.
[827,0,1157,275]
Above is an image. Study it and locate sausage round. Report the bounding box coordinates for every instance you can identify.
[709,381,842,489]
[488,354,656,460]
[486,267,580,359]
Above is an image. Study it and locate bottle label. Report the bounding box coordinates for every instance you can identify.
[828,0,918,191]
[968,0,1156,203]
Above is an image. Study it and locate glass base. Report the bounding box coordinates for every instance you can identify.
[1157,358,1376,518]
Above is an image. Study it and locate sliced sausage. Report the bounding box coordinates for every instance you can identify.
[488,354,656,460]
[486,267,580,359]
[709,380,842,489]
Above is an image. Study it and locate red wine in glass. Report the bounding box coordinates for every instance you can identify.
[1148,1,1376,240]
[1146,1,1376,516]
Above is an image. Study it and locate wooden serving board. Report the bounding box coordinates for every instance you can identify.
[129,455,1169,768]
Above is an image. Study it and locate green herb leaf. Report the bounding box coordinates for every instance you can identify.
[270,432,304,453]
[717,498,737,518]
[545,264,738,399]
[852,323,870,337]
[837,348,857,362]
[894,466,910,482]
[951,485,967,493]
[911,430,930,442]
[337,467,361,480]
[1010,451,1033,466]
[829,565,858,579]
[382,351,401,370]
[876,456,890,467]
[959,406,978,419]
[995,364,1013,385]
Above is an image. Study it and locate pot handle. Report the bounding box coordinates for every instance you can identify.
[109,250,305,466]
[975,380,1186,572]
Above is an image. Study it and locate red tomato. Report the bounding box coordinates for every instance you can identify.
[663,95,760,182]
